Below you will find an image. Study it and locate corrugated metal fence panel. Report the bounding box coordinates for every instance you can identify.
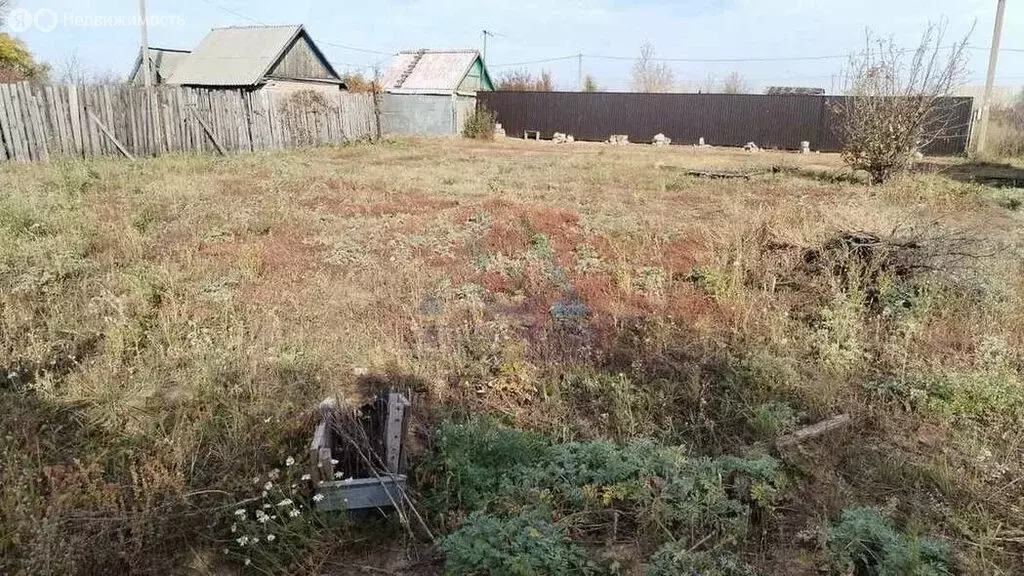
[381,93,477,136]
[478,92,974,155]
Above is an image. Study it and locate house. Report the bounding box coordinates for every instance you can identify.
[164,25,344,96]
[128,47,191,85]
[380,49,493,95]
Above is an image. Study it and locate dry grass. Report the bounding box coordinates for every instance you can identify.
[1,138,1023,574]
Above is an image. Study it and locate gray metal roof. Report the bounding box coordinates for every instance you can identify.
[167,25,306,86]
[381,50,481,92]
[129,47,191,84]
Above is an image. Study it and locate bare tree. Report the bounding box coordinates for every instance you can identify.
[699,73,717,94]
[56,51,87,84]
[720,71,749,94]
[631,43,675,93]
[833,22,971,184]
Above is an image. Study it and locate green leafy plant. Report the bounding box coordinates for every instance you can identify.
[827,507,952,576]
[646,545,756,576]
[748,402,798,438]
[464,106,498,140]
[441,512,596,576]
[426,419,785,572]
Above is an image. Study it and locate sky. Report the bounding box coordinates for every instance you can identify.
[4,0,1023,93]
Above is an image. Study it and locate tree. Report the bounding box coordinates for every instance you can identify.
[630,43,675,93]
[497,69,554,91]
[699,73,717,94]
[1,2,48,83]
[582,74,599,92]
[720,71,749,94]
[341,72,374,92]
[833,22,970,184]
[0,33,46,82]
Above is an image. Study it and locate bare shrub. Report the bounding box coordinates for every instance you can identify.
[582,74,599,92]
[720,71,749,94]
[833,23,971,184]
[631,43,675,93]
[497,69,553,91]
[340,71,374,92]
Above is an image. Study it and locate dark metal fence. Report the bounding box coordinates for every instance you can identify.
[477,92,974,155]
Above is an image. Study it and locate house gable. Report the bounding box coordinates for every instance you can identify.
[457,56,494,92]
[268,32,339,81]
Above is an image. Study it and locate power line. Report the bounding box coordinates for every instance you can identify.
[319,40,394,56]
[198,0,265,25]
[198,0,395,60]
[491,55,581,68]
[586,53,848,63]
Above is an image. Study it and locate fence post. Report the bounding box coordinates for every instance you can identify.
[373,67,383,141]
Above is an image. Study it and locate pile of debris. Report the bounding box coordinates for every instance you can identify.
[553,132,575,144]
[495,123,506,138]
[744,141,760,152]
[608,134,630,146]
[652,133,671,146]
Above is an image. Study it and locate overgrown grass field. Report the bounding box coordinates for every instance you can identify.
[2,138,1023,574]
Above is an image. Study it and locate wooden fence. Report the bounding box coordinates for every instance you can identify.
[0,82,377,162]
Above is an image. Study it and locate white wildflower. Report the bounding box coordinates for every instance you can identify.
[333,471,345,479]
[244,558,251,566]
[276,499,293,507]
[268,469,281,481]
[223,548,229,555]
[263,481,273,491]
[236,536,249,546]
[330,458,339,465]
[230,523,237,533]
[262,491,268,498]
[285,456,295,467]
[255,510,269,524]
[263,503,271,509]
[252,477,260,485]
[300,474,311,481]
[266,534,276,542]
[289,509,301,518]
[312,493,325,502]
[233,509,246,517]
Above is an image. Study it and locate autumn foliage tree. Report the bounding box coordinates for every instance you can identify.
[1,3,48,82]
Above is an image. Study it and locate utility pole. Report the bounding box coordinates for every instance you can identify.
[577,53,583,91]
[482,30,494,63]
[138,0,151,87]
[975,0,1007,155]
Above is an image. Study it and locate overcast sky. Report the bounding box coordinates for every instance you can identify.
[6,0,1023,91]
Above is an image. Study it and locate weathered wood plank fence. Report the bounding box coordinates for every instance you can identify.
[0,83,377,162]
